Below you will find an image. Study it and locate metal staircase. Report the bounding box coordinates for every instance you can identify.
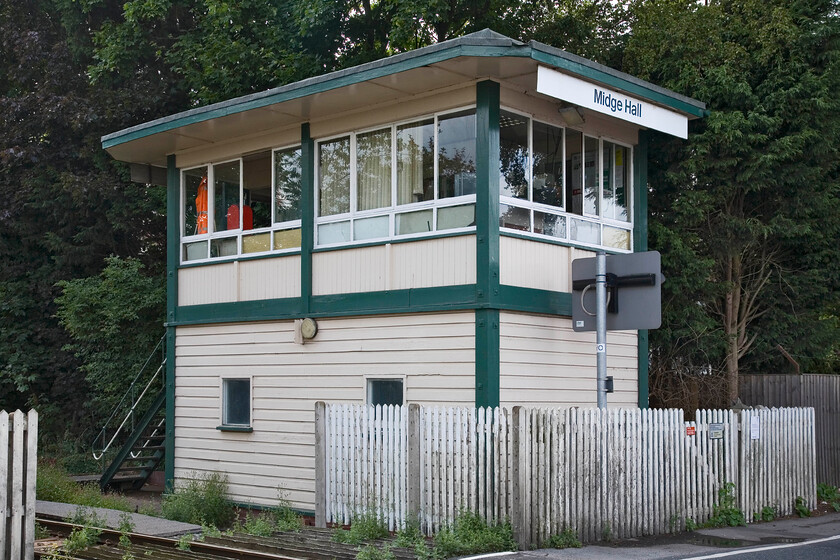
[92,335,167,491]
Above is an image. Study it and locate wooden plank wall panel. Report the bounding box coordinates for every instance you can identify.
[239,256,301,301]
[173,311,476,510]
[312,246,387,295]
[391,236,477,289]
[740,374,840,486]
[499,312,638,407]
[178,263,238,306]
[499,237,596,292]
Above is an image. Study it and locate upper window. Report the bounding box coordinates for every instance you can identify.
[315,107,477,247]
[499,108,632,251]
[182,146,302,263]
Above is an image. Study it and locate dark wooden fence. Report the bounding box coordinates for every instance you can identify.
[740,374,840,486]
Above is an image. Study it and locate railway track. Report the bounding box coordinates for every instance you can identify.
[35,518,417,560]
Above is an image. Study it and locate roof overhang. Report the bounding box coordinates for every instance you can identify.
[103,30,706,167]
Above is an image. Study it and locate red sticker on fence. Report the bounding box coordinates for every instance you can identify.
[686,426,696,436]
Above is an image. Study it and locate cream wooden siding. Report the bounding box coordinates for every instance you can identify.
[178,256,301,306]
[499,236,595,291]
[173,312,476,510]
[499,311,638,407]
[312,236,476,295]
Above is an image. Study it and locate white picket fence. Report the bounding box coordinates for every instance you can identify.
[315,403,815,548]
[1,410,38,560]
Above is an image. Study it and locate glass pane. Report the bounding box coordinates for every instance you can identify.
[274,228,302,250]
[499,204,530,231]
[275,147,302,223]
[357,128,391,211]
[534,211,566,239]
[242,232,271,254]
[368,379,403,406]
[318,221,351,245]
[396,209,433,235]
[319,137,350,216]
[533,121,563,207]
[570,218,600,245]
[584,136,599,216]
[603,142,614,220]
[565,129,583,215]
[214,161,241,232]
[184,167,208,236]
[438,110,476,198]
[210,237,238,258]
[354,215,389,241]
[615,145,629,222]
[397,119,434,205]
[243,152,271,230]
[499,110,528,199]
[437,204,475,230]
[223,379,250,425]
[604,226,631,250]
[183,241,208,262]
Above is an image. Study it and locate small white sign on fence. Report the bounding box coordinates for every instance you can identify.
[1,410,38,560]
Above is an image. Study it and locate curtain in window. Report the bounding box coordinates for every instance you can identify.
[357,128,391,211]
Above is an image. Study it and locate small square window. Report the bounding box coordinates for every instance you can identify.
[222,378,251,426]
[367,379,403,407]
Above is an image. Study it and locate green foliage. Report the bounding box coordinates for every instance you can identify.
[685,518,698,532]
[545,527,582,549]
[705,483,746,528]
[431,511,517,559]
[356,544,396,560]
[818,483,839,502]
[754,506,777,522]
[273,497,303,532]
[795,496,811,518]
[64,525,102,554]
[161,472,234,528]
[35,522,50,540]
[394,521,426,548]
[333,511,389,545]
[37,462,132,511]
[242,511,277,537]
[175,534,193,551]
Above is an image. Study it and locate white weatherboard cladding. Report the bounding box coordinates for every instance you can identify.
[173,312,476,510]
[178,256,302,306]
[499,236,598,292]
[537,66,688,139]
[499,311,638,407]
[312,236,476,295]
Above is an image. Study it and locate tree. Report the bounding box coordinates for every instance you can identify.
[626,0,840,406]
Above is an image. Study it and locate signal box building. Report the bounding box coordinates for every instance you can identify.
[102,30,705,511]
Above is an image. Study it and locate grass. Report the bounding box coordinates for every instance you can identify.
[36,462,132,512]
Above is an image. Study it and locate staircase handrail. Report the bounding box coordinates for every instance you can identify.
[92,333,166,460]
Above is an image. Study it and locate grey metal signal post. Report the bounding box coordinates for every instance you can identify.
[572,251,665,409]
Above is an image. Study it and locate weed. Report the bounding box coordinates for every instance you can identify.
[35,522,50,540]
[753,506,777,522]
[38,462,132,511]
[818,483,839,502]
[833,502,840,512]
[161,472,234,527]
[685,518,698,532]
[272,495,302,532]
[705,483,745,528]
[432,511,517,559]
[202,524,225,538]
[394,521,426,549]
[63,526,102,554]
[356,544,396,560]
[118,512,136,534]
[545,527,581,549]
[333,511,389,545]
[794,496,811,518]
[175,534,193,551]
[68,506,107,529]
[243,511,276,537]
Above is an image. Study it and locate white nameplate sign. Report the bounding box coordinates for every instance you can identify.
[536,66,688,139]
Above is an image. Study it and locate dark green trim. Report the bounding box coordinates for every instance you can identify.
[475,81,501,408]
[500,230,630,254]
[301,124,314,315]
[216,425,254,433]
[176,296,305,325]
[102,32,705,150]
[475,309,500,408]
[634,131,650,409]
[312,231,475,253]
[165,155,178,491]
[498,286,572,316]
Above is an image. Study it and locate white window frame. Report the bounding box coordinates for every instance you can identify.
[365,375,406,406]
[220,376,252,428]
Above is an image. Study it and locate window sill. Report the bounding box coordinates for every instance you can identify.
[216,425,253,433]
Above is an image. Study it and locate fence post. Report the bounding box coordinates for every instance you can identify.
[314,401,326,528]
[407,404,421,524]
[510,406,528,550]
[24,411,37,560]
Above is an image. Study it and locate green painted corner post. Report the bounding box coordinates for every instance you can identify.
[634,131,650,409]
[165,155,179,490]
[475,80,501,408]
[301,123,315,315]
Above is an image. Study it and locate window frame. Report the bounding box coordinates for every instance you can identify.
[365,376,406,407]
[219,376,253,430]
